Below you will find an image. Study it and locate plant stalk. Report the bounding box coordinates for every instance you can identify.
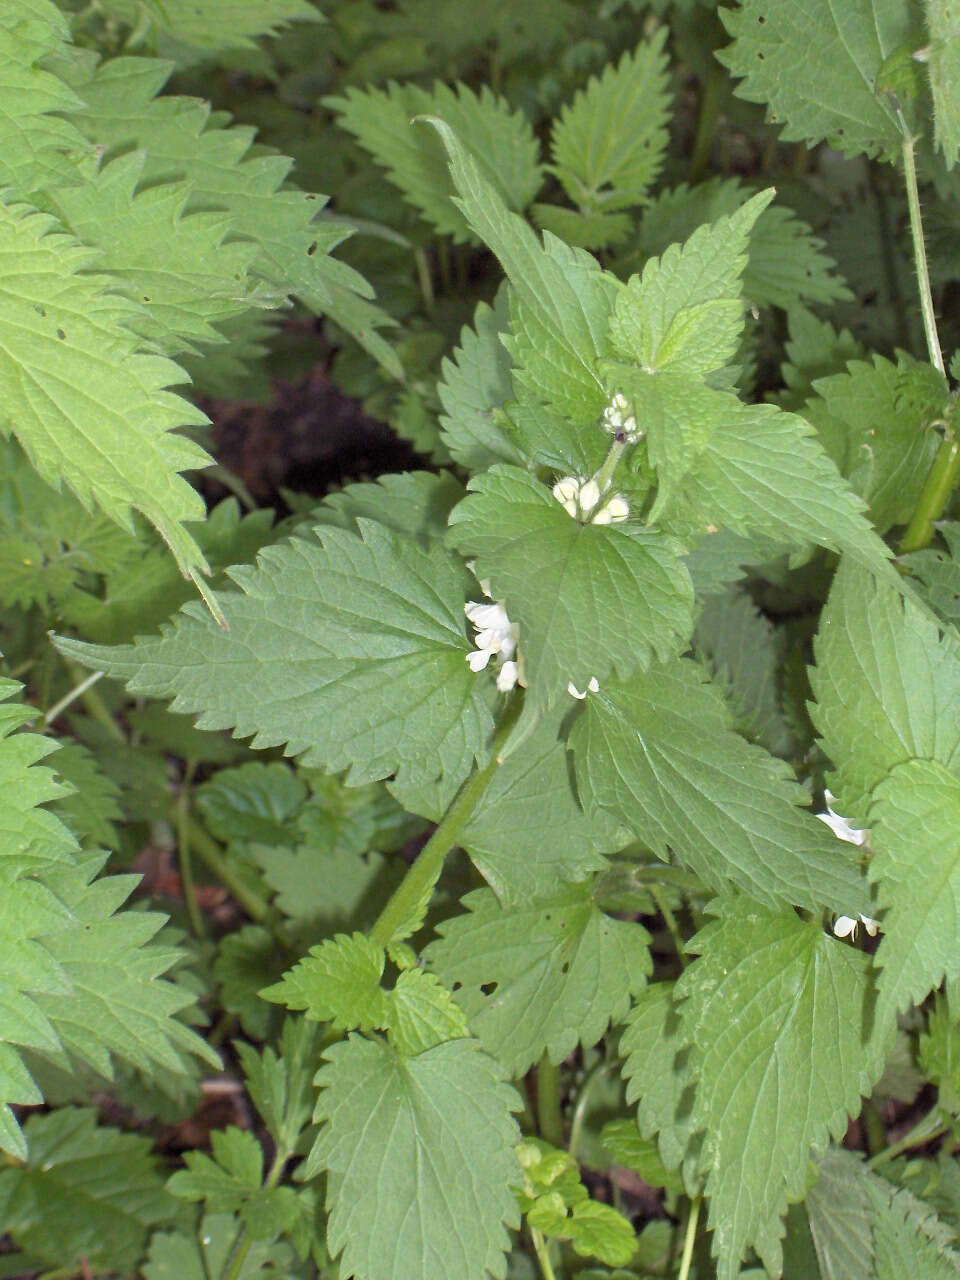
[530,1226,558,1280]
[866,1108,949,1169]
[567,1061,609,1161]
[176,765,206,939]
[536,1054,564,1149]
[901,124,945,375]
[899,433,960,553]
[369,695,523,947]
[591,437,628,495]
[187,816,271,923]
[677,1197,701,1280]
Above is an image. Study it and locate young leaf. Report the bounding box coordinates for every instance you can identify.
[873,1185,960,1277]
[803,1147,876,1280]
[571,658,872,915]
[424,117,617,423]
[145,1212,294,1280]
[550,32,671,211]
[55,522,494,788]
[261,932,388,1032]
[425,884,651,1075]
[0,197,212,578]
[0,1107,175,1272]
[235,1017,320,1156]
[384,968,471,1056]
[609,189,773,376]
[719,0,915,160]
[437,292,520,471]
[810,559,960,824]
[901,521,960,629]
[776,306,866,412]
[169,1127,301,1241]
[447,465,695,708]
[630,179,851,312]
[213,925,288,1041]
[328,81,542,244]
[307,1035,522,1280]
[105,0,322,52]
[869,758,960,1015]
[195,762,306,848]
[679,900,888,1280]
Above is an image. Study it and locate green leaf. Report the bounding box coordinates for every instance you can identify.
[195,763,307,847]
[144,1212,294,1280]
[810,559,960,825]
[776,306,866,412]
[609,189,773,376]
[425,116,617,423]
[804,1147,876,1280]
[620,983,698,1188]
[531,203,632,251]
[169,1128,301,1241]
[425,884,651,1075]
[329,81,542,244]
[116,0,322,52]
[447,465,694,709]
[571,658,872,914]
[694,587,794,756]
[599,1119,685,1195]
[313,470,464,546]
[549,32,670,211]
[261,932,388,1032]
[307,1035,522,1280]
[869,758,960,1015]
[678,899,888,1280]
[874,1185,960,1277]
[49,742,123,851]
[0,2,93,196]
[235,1017,320,1155]
[719,0,915,160]
[437,293,520,471]
[212,925,287,1041]
[925,0,960,168]
[901,521,960,630]
[384,968,471,1056]
[0,1108,175,1271]
[803,355,941,532]
[0,196,212,578]
[919,993,960,1097]
[56,522,494,788]
[631,179,851,311]
[65,54,399,377]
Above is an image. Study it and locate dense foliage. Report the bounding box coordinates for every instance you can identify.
[4,0,960,1276]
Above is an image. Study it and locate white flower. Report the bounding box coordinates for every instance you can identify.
[833,913,880,940]
[816,790,869,847]
[465,598,523,690]
[567,677,600,699]
[551,475,629,524]
[602,392,642,443]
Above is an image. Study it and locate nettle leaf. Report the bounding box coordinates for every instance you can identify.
[776,306,865,412]
[873,1185,960,1277]
[0,197,211,578]
[901,521,960,629]
[447,465,694,709]
[50,742,123,851]
[609,188,773,376]
[926,0,960,168]
[425,884,651,1075]
[107,0,322,52]
[571,658,872,914]
[620,983,699,1189]
[389,712,612,905]
[811,559,960,825]
[804,1148,876,1280]
[56,522,493,788]
[719,0,915,160]
[694,586,794,757]
[531,203,633,252]
[549,31,671,211]
[145,1211,293,1280]
[262,932,388,1032]
[329,81,542,244]
[313,470,465,547]
[0,1107,175,1272]
[869,758,960,1016]
[384,968,471,1057]
[679,900,888,1280]
[630,179,851,312]
[213,925,288,1042]
[308,1035,522,1280]
[169,1127,300,1241]
[803,355,941,532]
[47,150,267,357]
[65,54,399,376]
[438,292,520,471]
[426,117,617,423]
[235,1018,320,1156]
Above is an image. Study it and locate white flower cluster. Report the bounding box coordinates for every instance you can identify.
[602,392,641,442]
[464,595,522,692]
[816,791,879,940]
[552,476,629,525]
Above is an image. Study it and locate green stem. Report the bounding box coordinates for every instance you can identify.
[899,433,960,553]
[536,1054,564,1149]
[221,1147,289,1280]
[60,658,125,742]
[176,766,205,939]
[591,438,627,495]
[369,696,523,947]
[567,1062,609,1162]
[867,1108,949,1170]
[861,1098,886,1158]
[649,884,687,968]
[42,669,105,730]
[530,1227,558,1280]
[677,1197,701,1280]
[689,65,724,183]
[187,816,271,923]
[414,246,435,315]
[901,124,945,375]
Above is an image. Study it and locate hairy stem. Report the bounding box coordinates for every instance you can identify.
[43,669,105,730]
[187,816,271,923]
[899,431,960,553]
[677,1197,701,1280]
[369,695,524,947]
[536,1054,564,1149]
[867,1107,949,1169]
[901,125,944,375]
